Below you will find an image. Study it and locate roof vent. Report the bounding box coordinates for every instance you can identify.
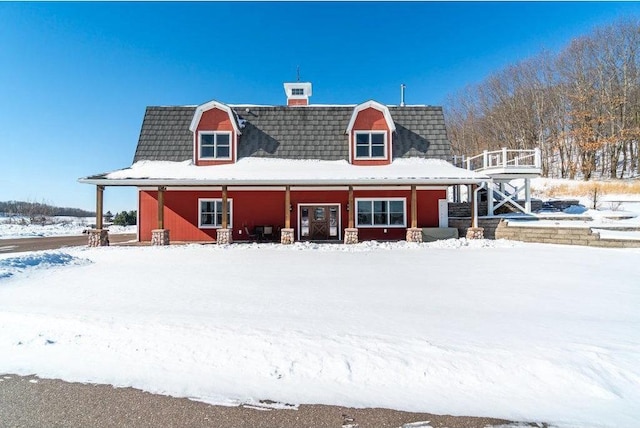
[284,82,312,106]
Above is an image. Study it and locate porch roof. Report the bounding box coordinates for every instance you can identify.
[79,157,489,187]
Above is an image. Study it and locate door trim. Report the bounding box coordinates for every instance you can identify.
[297,203,342,241]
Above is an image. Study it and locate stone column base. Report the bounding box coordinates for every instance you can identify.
[406,227,423,243]
[217,228,232,245]
[344,228,358,244]
[280,228,294,245]
[88,229,109,247]
[466,227,485,240]
[151,229,170,246]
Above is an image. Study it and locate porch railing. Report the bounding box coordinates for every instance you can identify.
[465,148,541,172]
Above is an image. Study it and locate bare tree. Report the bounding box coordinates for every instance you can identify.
[445,18,640,180]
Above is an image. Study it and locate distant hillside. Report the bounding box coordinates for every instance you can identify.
[0,201,95,218]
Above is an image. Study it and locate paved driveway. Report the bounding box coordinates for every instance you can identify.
[0,374,517,428]
[0,234,137,254]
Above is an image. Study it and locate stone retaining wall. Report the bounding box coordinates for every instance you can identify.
[495,220,640,248]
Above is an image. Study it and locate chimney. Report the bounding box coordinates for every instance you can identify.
[400,83,406,107]
[283,82,312,106]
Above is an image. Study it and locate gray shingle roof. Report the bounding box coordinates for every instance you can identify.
[133,105,451,164]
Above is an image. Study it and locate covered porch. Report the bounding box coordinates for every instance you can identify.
[79,158,490,246]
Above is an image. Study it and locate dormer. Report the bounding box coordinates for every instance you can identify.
[189,100,241,166]
[284,82,312,106]
[346,100,396,165]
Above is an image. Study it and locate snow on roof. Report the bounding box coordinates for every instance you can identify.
[82,158,489,186]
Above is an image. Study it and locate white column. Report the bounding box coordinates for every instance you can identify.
[524,178,531,213]
[487,180,494,216]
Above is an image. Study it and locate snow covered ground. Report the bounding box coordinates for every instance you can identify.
[1,240,639,428]
[0,216,135,239]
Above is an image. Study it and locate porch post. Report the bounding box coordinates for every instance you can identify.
[466,183,484,239]
[217,185,232,244]
[221,186,228,229]
[284,185,291,229]
[152,186,170,245]
[96,185,104,230]
[406,184,422,243]
[157,186,165,230]
[281,185,294,244]
[88,185,109,247]
[344,185,358,244]
[411,185,417,228]
[348,186,354,228]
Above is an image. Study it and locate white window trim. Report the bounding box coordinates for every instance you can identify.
[355,197,406,228]
[354,131,388,160]
[198,131,233,161]
[198,198,233,229]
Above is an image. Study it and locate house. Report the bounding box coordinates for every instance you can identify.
[79,81,489,246]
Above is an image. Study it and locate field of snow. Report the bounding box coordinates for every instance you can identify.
[0,216,135,239]
[1,240,639,428]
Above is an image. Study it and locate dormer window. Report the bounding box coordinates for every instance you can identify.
[355,131,386,159]
[346,101,395,165]
[199,131,231,160]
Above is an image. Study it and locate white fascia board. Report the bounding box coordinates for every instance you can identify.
[188,100,241,134]
[345,100,396,134]
[78,177,488,187]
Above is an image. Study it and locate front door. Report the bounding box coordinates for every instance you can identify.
[300,205,339,241]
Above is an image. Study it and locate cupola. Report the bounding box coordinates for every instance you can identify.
[283,82,312,106]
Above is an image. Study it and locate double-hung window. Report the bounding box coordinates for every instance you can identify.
[356,198,406,227]
[355,131,386,159]
[198,199,232,228]
[199,132,231,160]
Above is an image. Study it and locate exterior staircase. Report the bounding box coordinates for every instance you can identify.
[453,148,542,215]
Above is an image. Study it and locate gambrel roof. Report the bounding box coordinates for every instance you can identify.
[133,105,451,164]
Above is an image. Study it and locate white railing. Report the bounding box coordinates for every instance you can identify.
[466,148,541,172]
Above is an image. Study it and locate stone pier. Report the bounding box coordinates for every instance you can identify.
[344,228,358,244]
[280,228,294,244]
[405,228,423,243]
[466,227,485,240]
[88,229,109,247]
[151,229,170,246]
[216,228,232,245]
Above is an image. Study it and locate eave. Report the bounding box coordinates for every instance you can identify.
[78,177,488,187]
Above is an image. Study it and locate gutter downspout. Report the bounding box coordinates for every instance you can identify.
[472,182,488,228]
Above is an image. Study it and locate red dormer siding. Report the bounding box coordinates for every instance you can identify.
[194,107,237,166]
[350,107,392,166]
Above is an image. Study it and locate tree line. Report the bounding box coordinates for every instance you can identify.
[0,200,95,219]
[445,18,640,180]
[0,201,137,226]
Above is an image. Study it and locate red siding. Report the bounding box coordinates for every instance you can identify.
[138,188,446,242]
[195,108,236,166]
[351,107,392,166]
[287,98,308,106]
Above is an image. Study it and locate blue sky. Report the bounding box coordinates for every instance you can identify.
[1,2,638,213]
